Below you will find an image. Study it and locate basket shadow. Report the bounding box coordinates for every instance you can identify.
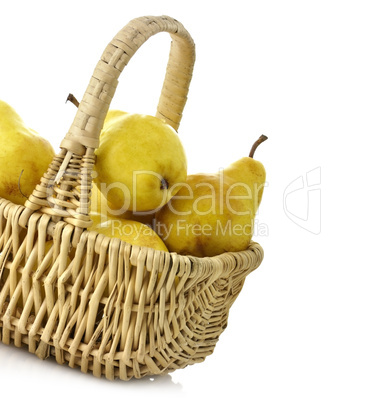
[0,341,182,388]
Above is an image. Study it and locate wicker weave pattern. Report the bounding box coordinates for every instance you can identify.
[0,197,263,379]
[0,15,264,380]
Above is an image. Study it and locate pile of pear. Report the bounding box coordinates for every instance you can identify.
[0,99,267,258]
[91,107,267,258]
[154,136,267,257]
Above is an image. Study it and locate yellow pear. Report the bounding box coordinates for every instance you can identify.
[99,109,127,138]
[110,208,156,227]
[89,212,168,252]
[0,100,55,205]
[94,112,187,213]
[154,135,267,257]
[90,181,155,226]
[224,135,267,212]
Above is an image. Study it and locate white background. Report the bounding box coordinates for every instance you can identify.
[1,0,365,401]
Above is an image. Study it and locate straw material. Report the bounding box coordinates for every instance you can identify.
[0,15,264,380]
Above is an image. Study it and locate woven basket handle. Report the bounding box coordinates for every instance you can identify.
[22,15,195,229]
[60,15,195,155]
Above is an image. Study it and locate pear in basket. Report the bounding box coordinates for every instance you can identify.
[89,212,168,252]
[89,184,180,291]
[155,135,267,257]
[90,183,167,251]
[0,100,55,205]
[91,181,155,226]
[94,111,187,213]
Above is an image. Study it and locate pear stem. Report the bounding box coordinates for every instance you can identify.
[249,134,268,158]
[66,93,80,108]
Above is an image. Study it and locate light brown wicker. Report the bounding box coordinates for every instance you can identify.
[0,15,264,380]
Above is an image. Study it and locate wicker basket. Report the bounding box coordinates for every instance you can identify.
[0,15,264,380]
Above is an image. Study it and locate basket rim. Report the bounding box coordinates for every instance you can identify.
[0,195,264,265]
